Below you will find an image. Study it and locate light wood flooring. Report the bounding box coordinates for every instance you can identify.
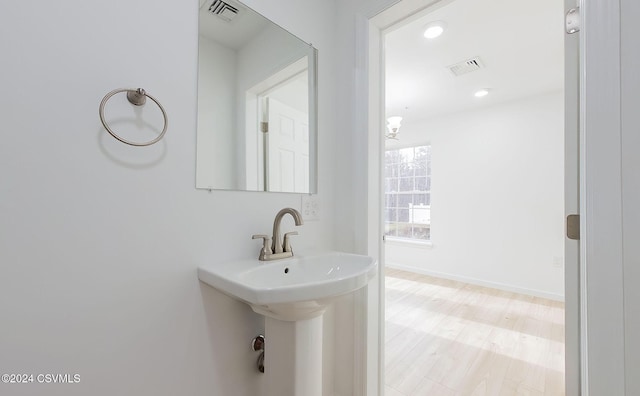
[385,268,565,396]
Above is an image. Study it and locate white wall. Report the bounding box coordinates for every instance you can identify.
[385,92,565,300]
[196,37,238,190]
[0,1,339,396]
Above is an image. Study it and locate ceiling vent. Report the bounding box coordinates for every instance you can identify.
[447,57,484,76]
[208,0,239,22]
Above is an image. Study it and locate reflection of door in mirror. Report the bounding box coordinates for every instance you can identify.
[245,57,309,192]
[264,97,309,193]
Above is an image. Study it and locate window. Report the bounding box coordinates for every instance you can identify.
[384,145,432,241]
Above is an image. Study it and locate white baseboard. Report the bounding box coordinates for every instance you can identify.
[386,262,565,302]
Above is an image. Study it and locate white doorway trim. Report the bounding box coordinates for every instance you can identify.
[351,0,629,395]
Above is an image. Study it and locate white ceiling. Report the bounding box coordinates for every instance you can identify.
[385,0,564,124]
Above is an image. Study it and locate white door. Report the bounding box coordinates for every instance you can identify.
[266,97,309,193]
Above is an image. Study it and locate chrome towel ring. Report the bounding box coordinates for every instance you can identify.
[99,88,168,146]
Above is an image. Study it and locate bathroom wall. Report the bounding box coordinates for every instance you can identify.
[0,1,338,396]
[385,91,565,300]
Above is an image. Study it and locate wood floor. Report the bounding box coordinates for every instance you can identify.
[384,268,565,396]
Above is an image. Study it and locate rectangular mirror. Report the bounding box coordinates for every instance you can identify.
[196,0,318,193]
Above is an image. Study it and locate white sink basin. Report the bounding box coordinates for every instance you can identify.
[198,251,377,320]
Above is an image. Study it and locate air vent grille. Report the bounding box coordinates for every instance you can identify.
[208,0,239,22]
[447,57,484,76]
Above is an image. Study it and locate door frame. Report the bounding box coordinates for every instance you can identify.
[355,0,627,395]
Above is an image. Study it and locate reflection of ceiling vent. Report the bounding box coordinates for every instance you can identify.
[447,57,484,76]
[208,0,239,22]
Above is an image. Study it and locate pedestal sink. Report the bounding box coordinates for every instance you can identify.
[198,251,377,396]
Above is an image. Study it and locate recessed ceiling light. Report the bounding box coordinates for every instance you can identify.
[474,89,490,98]
[423,21,446,39]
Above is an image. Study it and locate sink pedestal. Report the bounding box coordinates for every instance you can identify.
[265,315,323,396]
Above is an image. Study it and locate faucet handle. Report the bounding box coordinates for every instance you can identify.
[252,234,271,248]
[252,234,272,260]
[283,231,298,253]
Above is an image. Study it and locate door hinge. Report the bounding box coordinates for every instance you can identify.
[565,7,580,34]
[567,214,580,240]
[260,122,269,133]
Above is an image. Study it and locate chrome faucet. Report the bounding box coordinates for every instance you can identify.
[252,208,304,261]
